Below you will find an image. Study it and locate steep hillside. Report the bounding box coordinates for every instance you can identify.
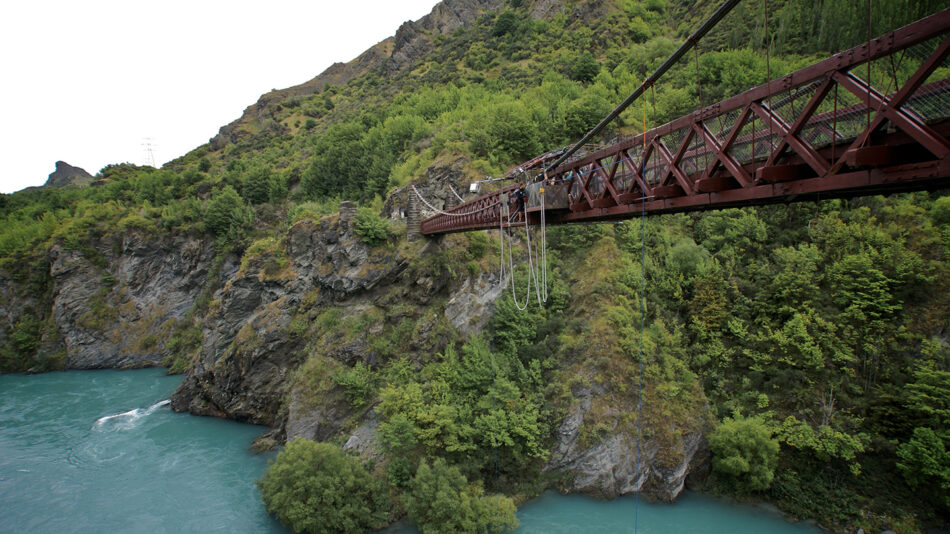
[1,0,948,532]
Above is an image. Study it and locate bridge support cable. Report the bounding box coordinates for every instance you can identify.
[411,184,500,218]
[543,0,743,174]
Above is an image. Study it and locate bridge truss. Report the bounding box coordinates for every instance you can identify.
[421,8,950,236]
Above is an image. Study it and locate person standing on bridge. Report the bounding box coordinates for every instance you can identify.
[514,182,527,216]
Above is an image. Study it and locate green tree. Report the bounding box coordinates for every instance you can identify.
[301,122,367,200]
[492,10,518,37]
[259,439,388,534]
[10,314,41,356]
[406,459,518,534]
[569,52,600,83]
[709,415,779,493]
[204,185,254,240]
[897,427,950,507]
[353,207,389,246]
[241,166,272,205]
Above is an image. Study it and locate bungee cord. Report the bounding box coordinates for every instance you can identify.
[496,187,548,310]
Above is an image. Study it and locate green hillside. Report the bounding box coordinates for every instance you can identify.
[2,0,949,532]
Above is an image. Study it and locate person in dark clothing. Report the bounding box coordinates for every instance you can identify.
[514,182,527,214]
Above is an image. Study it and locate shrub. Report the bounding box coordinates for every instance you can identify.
[570,52,600,83]
[353,207,389,246]
[204,186,254,241]
[406,459,518,534]
[493,10,518,37]
[10,315,41,356]
[331,362,376,408]
[709,415,779,493]
[259,439,388,534]
[241,166,273,205]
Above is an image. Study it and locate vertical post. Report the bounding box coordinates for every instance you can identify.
[406,192,422,241]
[338,200,356,224]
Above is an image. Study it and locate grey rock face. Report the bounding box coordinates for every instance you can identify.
[172,213,411,426]
[545,386,707,501]
[48,231,214,369]
[445,271,505,336]
[343,412,381,458]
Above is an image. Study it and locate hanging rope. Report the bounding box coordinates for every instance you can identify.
[764,0,774,154]
[497,186,548,310]
[865,0,873,141]
[500,200,532,311]
[694,44,710,172]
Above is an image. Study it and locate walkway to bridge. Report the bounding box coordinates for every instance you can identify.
[420,8,950,236]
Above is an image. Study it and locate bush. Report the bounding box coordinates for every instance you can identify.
[406,459,518,534]
[332,361,376,408]
[493,10,518,37]
[353,207,389,246]
[897,427,950,507]
[10,314,41,356]
[709,415,779,493]
[259,439,388,534]
[570,52,600,83]
[204,186,254,241]
[241,166,272,205]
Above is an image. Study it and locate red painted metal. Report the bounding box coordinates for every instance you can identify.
[421,9,950,236]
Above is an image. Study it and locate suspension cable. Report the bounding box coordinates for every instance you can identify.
[448,183,465,203]
[542,0,742,175]
[411,184,498,217]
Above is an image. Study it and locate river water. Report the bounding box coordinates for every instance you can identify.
[0,370,822,534]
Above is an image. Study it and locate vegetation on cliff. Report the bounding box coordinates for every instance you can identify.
[1,0,949,532]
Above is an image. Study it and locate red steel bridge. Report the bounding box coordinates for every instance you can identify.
[420,8,950,236]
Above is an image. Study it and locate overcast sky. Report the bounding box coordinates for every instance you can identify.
[0,0,441,194]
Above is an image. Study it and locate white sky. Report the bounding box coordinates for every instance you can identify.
[0,0,441,193]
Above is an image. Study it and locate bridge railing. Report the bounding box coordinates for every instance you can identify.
[422,8,950,235]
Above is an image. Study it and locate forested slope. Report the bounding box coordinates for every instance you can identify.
[1,0,948,532]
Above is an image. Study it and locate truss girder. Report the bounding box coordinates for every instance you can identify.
[421,9,950,236]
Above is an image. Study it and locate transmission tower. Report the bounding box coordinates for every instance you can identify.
[141,138,157,167]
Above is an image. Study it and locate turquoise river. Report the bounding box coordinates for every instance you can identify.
[0,369,823,533]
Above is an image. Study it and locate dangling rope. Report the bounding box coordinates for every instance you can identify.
[695,43,710,171]
[499,199,529,311]
[497,186,548,310]
[864,0,873,141]
[764,0,774,154]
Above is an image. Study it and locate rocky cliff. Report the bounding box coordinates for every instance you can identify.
[45,161,94,188]
[52,231,216,369]
[0,230,216,371]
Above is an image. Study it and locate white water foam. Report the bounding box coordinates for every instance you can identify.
[93,399,170,430]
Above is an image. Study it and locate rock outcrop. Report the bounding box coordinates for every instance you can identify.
[544,384,709,501]
[170,198,483,433]
[49,231,216,369]
[45,161,93,188]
